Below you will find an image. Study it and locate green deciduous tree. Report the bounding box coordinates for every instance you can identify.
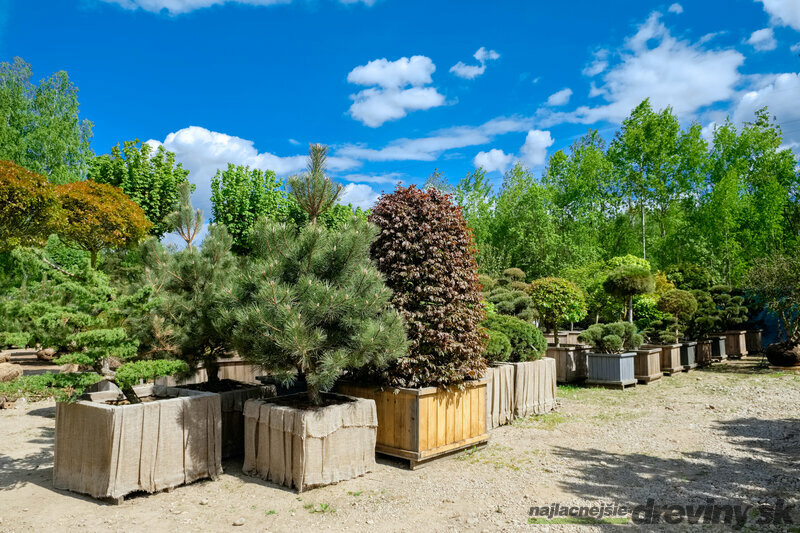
[529,277,587,346]
[90,140,192,238]
[603,264,655,324]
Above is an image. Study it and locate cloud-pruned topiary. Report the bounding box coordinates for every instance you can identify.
[483,313,546,362]
[370,185,487,387]
[657,289,697,342]
[529,277,587,346]
[485,328,512,364]
[578,322,643,354]
[603,264,655,323]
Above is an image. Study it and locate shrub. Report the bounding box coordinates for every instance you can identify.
[745,255,800,342]
[0,331,30,348]
[710,285,748,330]
[603,264,655,323]
[665,263,713,291]
[478,274,497,291]
[483,313,546,362]
[231,147,408,404]
[528,277,587,346]
[578,322,643,354]
[687,290,720,340]
[657,289,698,341]
[369,185,486,387]
[0,160,61,251]
[486,287,536,321]
[502,268,526,283]
[485,328,512,363]
[0,372,103,402]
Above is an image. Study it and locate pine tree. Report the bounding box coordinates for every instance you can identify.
[230,146,407,405]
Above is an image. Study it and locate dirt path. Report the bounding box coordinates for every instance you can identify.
[1,359,798,532]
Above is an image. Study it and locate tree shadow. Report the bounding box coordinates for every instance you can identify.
[550,417,799,521]
[698,359,773,376]
[0,426,55,492]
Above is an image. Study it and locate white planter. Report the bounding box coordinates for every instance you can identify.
[243,394,377,492]
[512,358,557,418]
[53,384,222,502]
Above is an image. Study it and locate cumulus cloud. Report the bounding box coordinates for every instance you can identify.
[792,42,800,53]
[732,72,800,146]
[546,88,573,106]
[473,149,514,173]
[450,46,500,79]
[540,12,744,126]
[746,28,778,51]
[340,172,404,185]
[519,130,554,167]
[757,0,800,30]
[101,0,373,14]
[147,126,359,217]
[340,183,380,209]
[668,3,683,14]
[583,49,609,77]
[337,116,532,162]
[347,56,445,127]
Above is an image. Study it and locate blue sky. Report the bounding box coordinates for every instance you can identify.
[2,0,800,216]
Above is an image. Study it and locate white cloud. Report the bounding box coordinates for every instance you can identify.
[546,88,573,106]
[347,56,445,127]
[583,49,609,77]
[746,27,778,51]
[520,130,554,167]
[668,3,683,14]
[791,42,800,53]
[757,0,800,30]
[473,149,514,173]
[340,172,404,185]
[732,72,800,146]
[450,46,500,80]
[337,116,532,162]
[147,126,359,218]
[700,121,718,142]
[541,12,744,126]
[340,183,380,210]
[101,0,373,14]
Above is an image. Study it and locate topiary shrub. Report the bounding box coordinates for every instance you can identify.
[687,290,720,340]
[231,146,408,404]
[603,264,655,323]
[483,313,546,362]
[578,322,643,354]
[710,285,748,330]
[485,328,512,364]
[657,289,698,342]
[528,277,587,346]
[478,274,497,292]
[486,287,536,321]
[501,268,526,284]
[369,185,487,387]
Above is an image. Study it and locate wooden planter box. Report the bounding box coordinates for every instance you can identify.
[53,384,222,502]
[242,394,376,492]
[724,330,748,358]
[586,352,636,389]
[746,329,763,354]
[634,348,663,383]
[566,331,584,345]
[484,363,515,429]
[709,335,727,360]
[643,344,683,375]
[696,340,713,367]
[512,358,556,418]
[337,379,489,469]
[680,342,698,370]
[548,345,588,383]
[544,332,569,346]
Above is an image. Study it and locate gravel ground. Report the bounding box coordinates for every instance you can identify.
[1,358,798,532]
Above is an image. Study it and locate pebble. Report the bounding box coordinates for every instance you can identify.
[199,499,209,506]
[233,518,245,526]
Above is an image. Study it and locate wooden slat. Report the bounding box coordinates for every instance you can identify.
[436,394,446,447]
[417,394,428,452]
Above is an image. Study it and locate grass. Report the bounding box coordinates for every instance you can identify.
[513,411,567,430]
[304,503,335,514]
[0,372,102,402]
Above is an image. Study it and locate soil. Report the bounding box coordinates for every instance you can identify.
[265,392,357,410]
[1,357,798,532]
[178,379,255,394]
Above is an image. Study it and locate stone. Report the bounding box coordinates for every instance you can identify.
[36,348,56,361]
[233,518,245,526]
[0,363,23,382]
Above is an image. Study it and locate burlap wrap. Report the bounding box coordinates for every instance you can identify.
[484,363,515,429]
[513,358,557,418]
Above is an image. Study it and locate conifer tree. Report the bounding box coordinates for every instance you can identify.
[230,145,407,405]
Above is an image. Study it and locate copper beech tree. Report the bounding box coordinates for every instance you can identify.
[55,180,151,268]
[369,185,487,388]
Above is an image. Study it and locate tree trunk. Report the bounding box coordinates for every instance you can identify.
[628,295,634,324]
[307,386,322,406]
[553,324,560,347]
[206,361,220,391]
[641,203,646,260]
[122,386,141,404]
[90,250,98,269]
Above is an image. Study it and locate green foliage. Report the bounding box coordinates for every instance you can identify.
[210,163,283,253]
[287,144,343,224]
[478,274,497,292]
[644,315,680,344]
[90,140,192,238]
[502,268,526,283]
[687,290,720,340]
[0,58,93,184]
[55,327,138,368]
[370,185,487,387]
[528,277,587,343]
[578,322,643,354]
[656,289,698,341]
[483,313,546,362]
[0,372,102,402]
[485,328,512,363]
[0,161,62,251]
[114,359,189,391]
[664,263,713,291]
[486,287,536,322]
[632,294,670,333]
[745,255,800,341]
[603,264,655,322]
[0,331,30,348]
[710,285,748,330]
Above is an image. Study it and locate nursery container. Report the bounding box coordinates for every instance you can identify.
[242,394,376,492]
[337,379,489,469]
[53,384,222,503]
[634,347,663,384]
[696,340,713,367]
[709,335,727,360]
[724,331,748,358]
[566,331,584,345]
[548,345,588,383]
[544,332,569,346]
[680,341,698,370]
[511,358,557,418]
[642,343,683,375]
[586,352,637,389]
[745,329,763,354]
[484,363,515,429]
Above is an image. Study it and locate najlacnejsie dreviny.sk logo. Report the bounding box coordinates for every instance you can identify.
[528,499,796,526]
